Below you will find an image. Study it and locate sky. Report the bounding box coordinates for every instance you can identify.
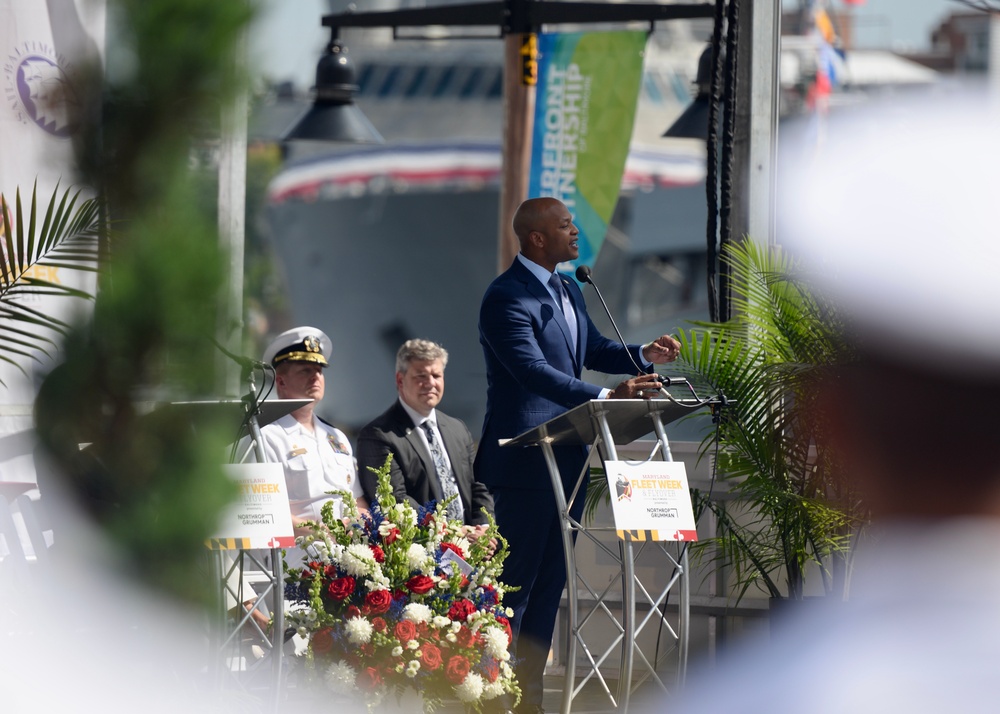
[251,0,965,90]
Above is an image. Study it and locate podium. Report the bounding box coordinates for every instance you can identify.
[503,397,714,714]
[178,397,309,709]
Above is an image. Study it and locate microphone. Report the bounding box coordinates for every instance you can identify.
[575,265,687,391]
[211,336,269,372]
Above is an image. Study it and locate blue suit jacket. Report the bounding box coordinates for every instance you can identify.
[475,258,646,491]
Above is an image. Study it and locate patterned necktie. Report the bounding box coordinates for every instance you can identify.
[421,421,464,522]
[548,272,578,350]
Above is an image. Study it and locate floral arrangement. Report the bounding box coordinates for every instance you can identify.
[284,455,521,712]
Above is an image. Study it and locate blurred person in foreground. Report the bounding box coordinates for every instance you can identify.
[477,197,682,714]
[355,339,495,545]
[664,96,1000,713]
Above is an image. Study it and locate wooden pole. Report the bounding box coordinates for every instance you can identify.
[497,33,536,273]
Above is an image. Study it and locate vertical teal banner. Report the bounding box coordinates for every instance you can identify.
[529,31,646,277]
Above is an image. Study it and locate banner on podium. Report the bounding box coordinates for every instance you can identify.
[604,460,698,542]
[207,463,295,550]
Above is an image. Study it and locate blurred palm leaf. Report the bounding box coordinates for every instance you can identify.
[0,182,101,375]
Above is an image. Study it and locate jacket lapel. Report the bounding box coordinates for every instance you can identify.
[518,263,577,364]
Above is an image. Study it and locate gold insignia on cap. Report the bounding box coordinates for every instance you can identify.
[304,335,321,354]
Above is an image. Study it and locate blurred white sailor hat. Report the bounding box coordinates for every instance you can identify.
[778,93,1000,377]
[262,326,331,367]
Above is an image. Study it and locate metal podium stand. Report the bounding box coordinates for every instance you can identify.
[502,398,713,714]
[168,396,309,709]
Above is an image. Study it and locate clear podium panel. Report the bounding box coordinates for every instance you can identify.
[501,398,706,448]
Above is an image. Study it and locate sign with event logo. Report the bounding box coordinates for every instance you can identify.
[207,463,296,550]
[604,460,698,542]
[528,30,646,274]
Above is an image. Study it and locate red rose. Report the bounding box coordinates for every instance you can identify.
[421,512,434,526]
[371,617,388,633]
[384,528,401,544]
[420,642,443,671]
[455,625,476,648]
[445,655,471,684]
[311,627,334,656]
[345,605,362,619]
[323,564,337,578]
[483,660,499,683]
[440,541,466,559]
[369,545,386,563]
[356,666,382,691]
[327,576,356,601]
[394,619,417,642]
[406,575,436,594]
[365,589,392,615]
[496,616,512,645]
[448,599,477,623]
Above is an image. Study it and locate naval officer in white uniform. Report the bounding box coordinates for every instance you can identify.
[260,326,368,538]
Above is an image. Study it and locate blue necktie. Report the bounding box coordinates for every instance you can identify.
[548,272,579,351]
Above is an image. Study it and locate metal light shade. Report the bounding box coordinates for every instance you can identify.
[662,97,712,140]
[663,45,714,140]
[283,37,384,144]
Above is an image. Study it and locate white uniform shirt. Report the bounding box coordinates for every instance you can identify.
[259,413,362,523]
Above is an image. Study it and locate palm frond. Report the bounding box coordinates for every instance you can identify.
[0,181,102,378]
[678,239,863,602]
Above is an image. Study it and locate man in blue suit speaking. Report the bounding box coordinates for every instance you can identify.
[476,197,682,713]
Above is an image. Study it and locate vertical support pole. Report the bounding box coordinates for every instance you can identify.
[217,23,248,397]
[732,0,781,248]
[498,31,536,272]
[595,410,634,712]
[540,434,577,714]
[651,409,689,686]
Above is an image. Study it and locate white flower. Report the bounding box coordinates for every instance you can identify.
[344,616,373,644]
[481,626,510,660]
[406,543,431,571]
[393,502,417,526]
[365,572,390,591]
[296,626,309,638]
[341,544,377,577]
[405,660,421,678]
[392,645,404,657]
[378,521,397,538]
[445,632,458,643]
[407,640,419,650]
[402,603,433,624]
[482,680,506,700]
[450,536,472,555]
[431,615,451,629]
[453,672,485,702]
[324,661,357,695]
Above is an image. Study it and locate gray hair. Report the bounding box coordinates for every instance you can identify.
[395,339,448,374]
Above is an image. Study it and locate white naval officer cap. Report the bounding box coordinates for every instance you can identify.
[777,92,1000,380]
[262,326,332,368]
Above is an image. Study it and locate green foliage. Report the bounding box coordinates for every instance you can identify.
[678,240,864,601]
[0,182,100,378]
[32,0,259,605]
